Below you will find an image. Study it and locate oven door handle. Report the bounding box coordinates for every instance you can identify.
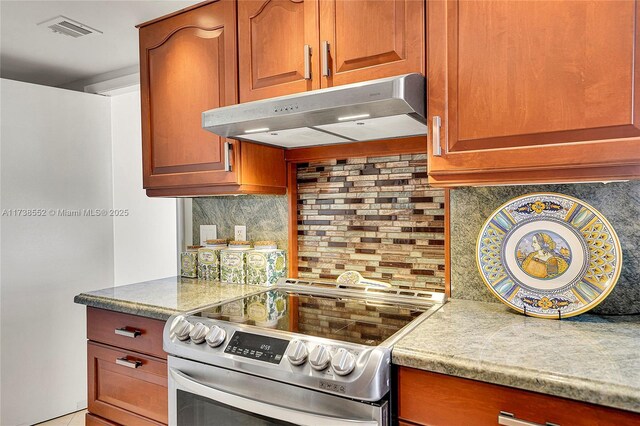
[169,368,379,426]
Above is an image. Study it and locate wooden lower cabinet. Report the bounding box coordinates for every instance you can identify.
[88,342,168,426]
[86,413,119,426]
[397,367,640,426]
[86,308,168,425]
[398,421,421,426]
[87,307,166,360]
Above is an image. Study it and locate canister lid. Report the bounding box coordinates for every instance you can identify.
[228,240,251,249]
[186,245,202,251]
[254,240,277,250]
[205,239,227,246]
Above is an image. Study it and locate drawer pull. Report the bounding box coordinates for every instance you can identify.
[304,44,312,80]
[499,411,559,426]
[224,141,232,172]
[432,116,442,157]
[116,357,142,369]
[321,40,330,77]
[115,327,141,338]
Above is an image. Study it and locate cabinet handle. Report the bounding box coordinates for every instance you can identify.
[114,327,141,338]
[116,357,142,369]
[498,411,559,426]
[304,44,312,80]
[432,116,442,157]
[224,141,232,172]
[321,41,330,77]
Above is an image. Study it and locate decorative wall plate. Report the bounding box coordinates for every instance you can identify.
[476,193,622,319]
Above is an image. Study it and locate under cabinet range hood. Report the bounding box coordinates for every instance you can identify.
[202,73,426,148]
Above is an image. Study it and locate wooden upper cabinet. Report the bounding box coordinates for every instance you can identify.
[139,0,286,196]
[237,0,425,101]
[139,0,237,191]
[238,0,320,102]
[427,0,640,186]
[320,0,424,87]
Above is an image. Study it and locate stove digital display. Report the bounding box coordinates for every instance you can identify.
[224,331,289,364]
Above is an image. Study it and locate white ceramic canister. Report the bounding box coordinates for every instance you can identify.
[245,241,287,286]
[197,239,227,281]
[220,241,252,284]
[180,245,201,278]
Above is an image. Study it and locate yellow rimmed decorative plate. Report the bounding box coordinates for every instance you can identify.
[476,193,622,319]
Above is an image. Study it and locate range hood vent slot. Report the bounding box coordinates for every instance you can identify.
[202,73,427,148]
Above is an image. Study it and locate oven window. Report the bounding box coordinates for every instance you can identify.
[177,390,297,426]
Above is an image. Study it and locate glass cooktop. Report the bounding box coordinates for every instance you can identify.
[195,289,432,346]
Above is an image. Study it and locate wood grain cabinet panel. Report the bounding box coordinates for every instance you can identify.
[139,0,238,191]
[238,0,425,99]
[238,0,320,102]
[427,0,640,186]
[88,342,167,426]
[320,0,424,87]
[87,307,166,360]
[85,413,119,426]
[397,367,640,426]
[139,0,286,196]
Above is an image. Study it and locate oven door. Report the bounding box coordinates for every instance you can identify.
[168,356,388,426]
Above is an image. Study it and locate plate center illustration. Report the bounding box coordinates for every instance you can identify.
[516,230,572,280]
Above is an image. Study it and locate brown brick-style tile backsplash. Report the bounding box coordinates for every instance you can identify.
[296,154,446,292]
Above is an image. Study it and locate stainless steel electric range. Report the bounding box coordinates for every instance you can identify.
[164,278,445,426]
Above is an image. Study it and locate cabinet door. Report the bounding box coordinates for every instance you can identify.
[398,368,640,426]
[319,0,424,87]
[427,0,640,186]
[139,0,238,191]
[238,0,320,102]
[88,342,167,426]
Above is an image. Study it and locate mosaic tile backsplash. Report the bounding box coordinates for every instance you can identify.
[450,181,640,315]
[296,154,446,292]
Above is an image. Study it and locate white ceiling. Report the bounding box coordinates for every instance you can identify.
[1,0,200,88]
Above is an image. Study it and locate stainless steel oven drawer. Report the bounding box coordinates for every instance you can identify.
[168,356,388,426]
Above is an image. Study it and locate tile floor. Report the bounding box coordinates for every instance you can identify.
[35,409,87,426]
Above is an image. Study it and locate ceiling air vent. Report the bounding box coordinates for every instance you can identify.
[37,16,102,38]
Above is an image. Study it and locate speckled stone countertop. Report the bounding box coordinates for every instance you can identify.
[393,299,640,413]
[74,276,264,320]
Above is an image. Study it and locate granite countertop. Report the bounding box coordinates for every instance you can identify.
[76,278,640,412]
[393,299,640,413]
[74,276,264,320]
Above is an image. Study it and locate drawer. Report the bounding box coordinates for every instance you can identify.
[397,367,640,426]
[88,342,167,425]
[87,307,166,359]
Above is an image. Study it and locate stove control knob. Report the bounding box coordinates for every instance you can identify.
[286,340,308,366]
[309,345,332,371]
[189,322,210,344]
[170,316,193,341]
[205,325,227,348]
[331,348,356,376]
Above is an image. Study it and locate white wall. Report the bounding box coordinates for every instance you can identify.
[1,79,114,425]
[110,89,176,285]
[0,80,178,426]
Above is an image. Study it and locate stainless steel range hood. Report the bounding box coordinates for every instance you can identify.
[202,73,426,148]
